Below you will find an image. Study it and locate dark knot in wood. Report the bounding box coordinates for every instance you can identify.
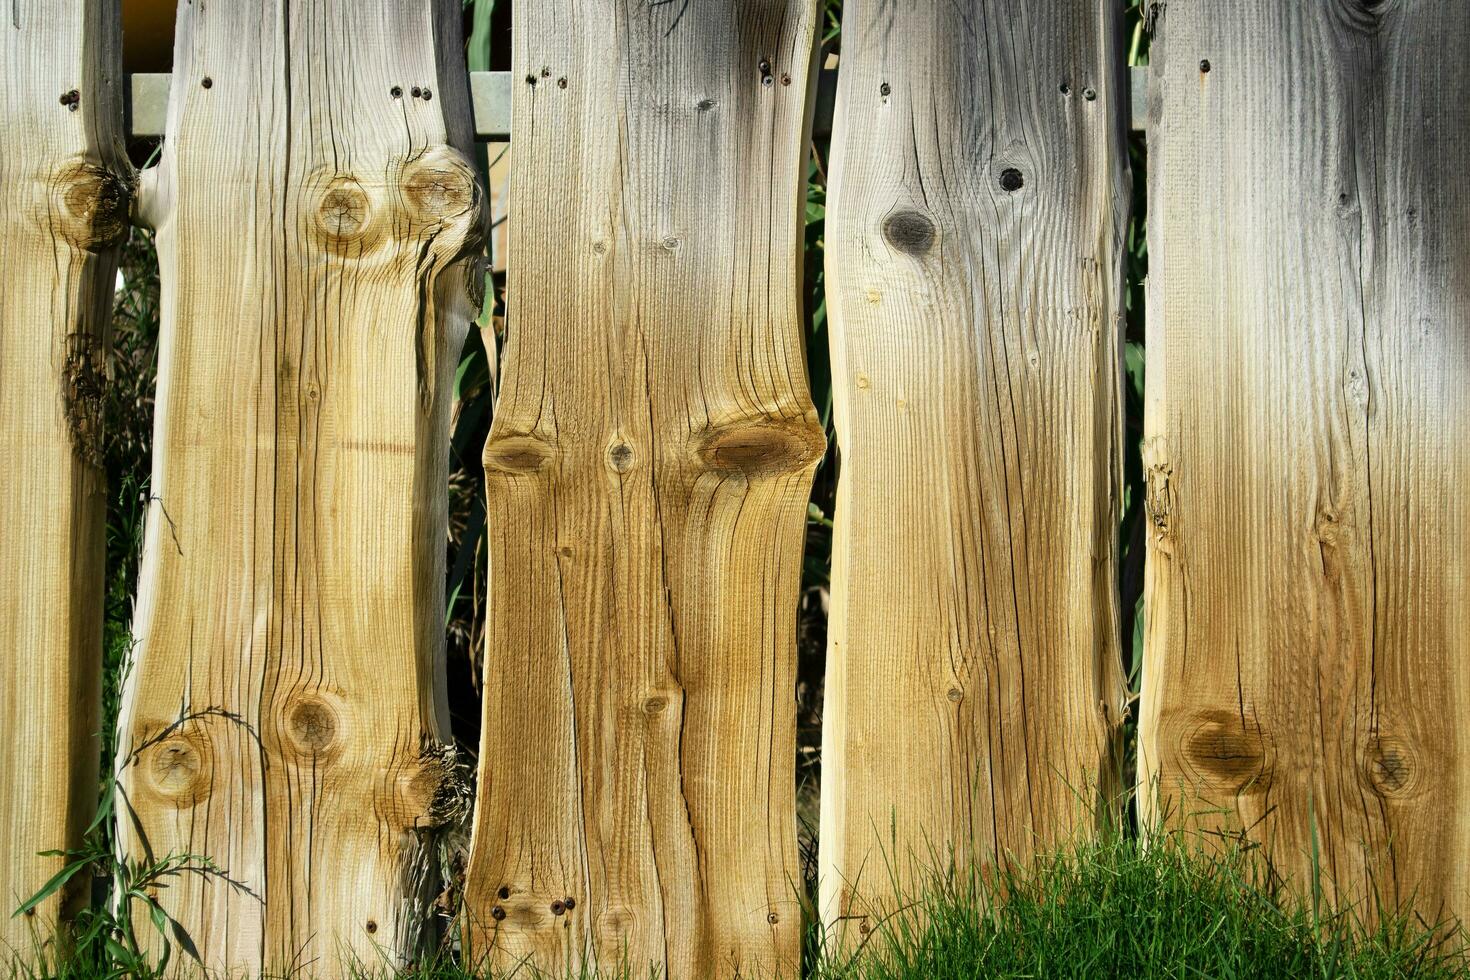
[882,210,936,255]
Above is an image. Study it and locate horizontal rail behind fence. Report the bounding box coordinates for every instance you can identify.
[126,67,1153,139]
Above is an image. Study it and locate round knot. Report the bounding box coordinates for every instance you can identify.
[882,210,936,256]
[608,442,635,473]
[144,731,213,807]
[318,186,369,238]
[284,695,342,759]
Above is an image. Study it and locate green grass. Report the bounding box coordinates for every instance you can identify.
[12,826,1467,978]
[811,832,1468,980]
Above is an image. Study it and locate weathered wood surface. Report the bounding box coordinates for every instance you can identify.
[0,0,126,959]
[1140,0,1470,922]
[117,1,482,973]
[818,0,1130,943]
[462,1,823,976]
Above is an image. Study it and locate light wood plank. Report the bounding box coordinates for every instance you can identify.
[1140,0,1470,923]
[0,0,127,961]
[462,2,823,975]
[818,0,1130,944]
[116,2,483,972]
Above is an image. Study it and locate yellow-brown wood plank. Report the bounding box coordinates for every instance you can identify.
[462,2,823,976]
[116,2,483,972]
[0,0,127,962]
[818,0,1130,943]
[1140,0,1470,923]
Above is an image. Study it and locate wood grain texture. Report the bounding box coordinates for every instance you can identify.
[462,2,823,976]
[0,0,126,961]
[1140,0,1470,923]
[116,2,483,973]
[818,0,1130,943]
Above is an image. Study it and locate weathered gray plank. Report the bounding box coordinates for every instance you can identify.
[461,1,823,976]
[116,1,482,972]
[819,0,1130,945]
[0,0,126,960]
[1141,0,1470,923]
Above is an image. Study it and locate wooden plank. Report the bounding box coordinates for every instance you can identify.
[116,1,483,972]
[462,2,823,976]
[0,0,126,960]
[128,67,1155,139]
[818,0,1130,944]
[1140,1,1470,921]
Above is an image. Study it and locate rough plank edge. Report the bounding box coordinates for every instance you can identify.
[129,66,1149,138]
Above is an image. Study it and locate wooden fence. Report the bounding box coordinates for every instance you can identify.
[1,0,1466,977]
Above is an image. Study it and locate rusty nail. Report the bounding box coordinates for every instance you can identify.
[411,86,422,98]
[201,76,213,89]
[557,77,568,89]
[1200,59,1212,73]
[390,86,403,98]
[422,87,433,100]
[550,901,566,916]
[491,906,506,921]
[365,920,377,934]
[563,896,576,910]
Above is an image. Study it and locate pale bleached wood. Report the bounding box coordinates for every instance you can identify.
[116,2,483,973]
[462,2,823,976]
[0,0,127,962]
[819,0,1130,944]
[1140,0,1470,923]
